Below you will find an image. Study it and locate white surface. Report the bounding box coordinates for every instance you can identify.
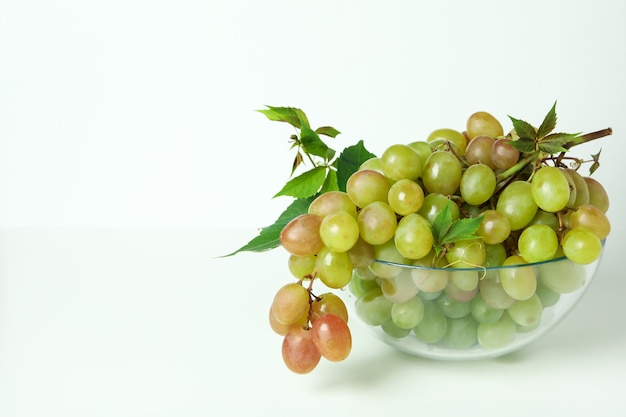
[0,227,625,417]
[1,1,626,230]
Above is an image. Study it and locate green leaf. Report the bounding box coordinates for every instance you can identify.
[536,101,558,139]
[221,197,313,256]
[274,166,327,198]
[509,137,536,153]
[590,149,602,175]
[441,216,484,245]
[320,169,339,193]
[431,201,453,245]
[538,141,568,154]
[300,125,331,159]
[257,106,309,129]
[334,140,377,192]
[315,126,341,138]
[542,132,581,143]
[508,116,537,140]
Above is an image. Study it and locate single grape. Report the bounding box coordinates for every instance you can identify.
[346,169,390,208]
[355,287,393,326]
[380,270,419,303]
[470,295,504,324]
[477,312,516,349]
[466,111,504,140]
[445,239,486,267]
[369,238,407,279]
[584,176,610,213]
[381,144,423,181]
[460,164,496,205]
[315,247,354,288]
[465,135,496,168]
[269,306,308,336]
[348,269,380,298]
[531,166,570,212]
[435,292,471,318]
[450,269,480,292]
[422,151,462,196]
[484,243,507,267]
[561,227,602,264]
[527,209,559,230]
[287,254,316,280]
[357,201,397,245]
[477,209,511,245]
[407,140,433,168]
[444,278,479,303]
[562,168,589,208]
[282,327,321,374]
[413,300,447,343]
[395,213,434,260]
[382,319,412,338]
[311,314,352,362]
[418,193,460,225]
[427,128,467,156]
[491,138,519,170]
[391,297,425,329]
[535,278,561,306]
[479,276,516,309]
[498,255,537,301]
[359,157,384,174]
[271,282,310,325]
[411,258,450,293]
[319,211,360,252]
[507,294,543,327]
[280,213,324,256]
[538,258,587,293]
[442,315,479,349]
[496,181,538,230]
[310,292,349,323]
[388,179,425,216]
[569,204,611,240]
[518,224,559,263]
[347,238,375,268]
[308,190,358,219]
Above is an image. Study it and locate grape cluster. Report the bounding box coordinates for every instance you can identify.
[272,109,611,369]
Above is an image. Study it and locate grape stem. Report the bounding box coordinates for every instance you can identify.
[564,127,613,149]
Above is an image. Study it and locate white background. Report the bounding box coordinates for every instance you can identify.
[1,1,625,416]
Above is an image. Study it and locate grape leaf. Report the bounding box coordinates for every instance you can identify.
[221,197,314,256]
[590,149,602,174]
[274,166,327,198]
[431,201,453,245]
[320,169,339,193]
[316,126,341,138]
[334,140,377,192]
[300,125,331,159]
[508,116,536,140]
[441,217,484,245]
[257,106,310,129]
[536,101,557,139]
[538,141,568,154]
[509,137,536,153]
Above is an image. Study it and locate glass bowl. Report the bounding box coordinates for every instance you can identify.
[342,244,605,360]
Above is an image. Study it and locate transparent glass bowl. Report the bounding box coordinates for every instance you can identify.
[342,245,604,360]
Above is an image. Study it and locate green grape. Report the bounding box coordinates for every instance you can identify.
[450,269,480,292]
[347,238,375,268]
[538,257,586,293]
[311,313,352,362]
[427,128,468,156]
[271,283,311,325]
[388,179,425,216]
[418,290,442,301]
[287,254,316,279]
[460,164,496,205]
[444,278,478,303]
[518,224,559,263]
[563,168,589,208]
[380,270,419,303]
[395,213,434,260]
[584,176,610,213]
[282,326,321,374]
[355,287,393,326]
[484,243,507,267]
[308,190,358,219]
[507,294,543,327]
[445,239,486,267]
[479,276,516,309]
[491,138,519,170]
[391,297,425,329]
[381,144,423,181]
[470,295,504,324]
[527,209,559,230]
[357,201,398,246]
[382,319,412,338]
[422,151,462,195]
[477,312,516,349]
[498,255,537,301]
[369,239,407,279]
[319,211,360,253]
[348,268,380,297]
[531,166,571,212]
[496,181,538,230]
[280,213,324,256]
[435,292,471,318]
[561,227,602,264]
[465,135,496,168]
[346,169,390,208]
[442,316,479,349]
[413,300,447,343]
[407,140,433,168]
[477,210,511,245]
[418,193,460,224]
[315,247,353,289]
[310,292,349,323]
[535,279,561,307]
[411,260,450,293]
[359,157,384,174]
[466,111,504,140]
[570,204,611,240]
